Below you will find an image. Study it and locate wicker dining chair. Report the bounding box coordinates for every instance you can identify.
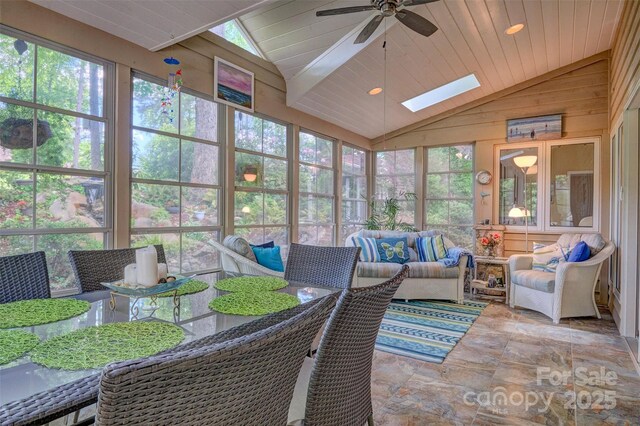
[68,245,166,293]
[288,265,410,426]
[284,243,361,289]
[92,295,337,426]
[0,251,51,304]
[0,296,339,426]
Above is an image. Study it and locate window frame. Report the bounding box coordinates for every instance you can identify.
[232,110,291,248]
[0,25,115,294]
[129,71,225,275]
[373,149,417,226]
[340,143,369,242]
[493,137,600,233]
[298,128,337,246]
[423,143,475,248]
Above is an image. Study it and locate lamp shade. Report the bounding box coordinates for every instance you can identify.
[513,155,537,168]
[243,166,258,182]
[508,207,524,218]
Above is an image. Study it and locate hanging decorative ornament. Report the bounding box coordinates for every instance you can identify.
[160,56,183,123]
[13,39,28,55]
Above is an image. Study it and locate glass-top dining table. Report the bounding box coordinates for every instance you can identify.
[0,272,338,410]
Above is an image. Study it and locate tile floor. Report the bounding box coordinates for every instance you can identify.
[370,303,640,425]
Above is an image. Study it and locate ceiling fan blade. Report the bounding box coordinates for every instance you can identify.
[355,15,384,44]
[395,10,438,38]
[316,5,376,17]
[401,0,440,6]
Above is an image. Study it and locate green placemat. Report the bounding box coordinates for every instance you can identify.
[214,276,288,293]
[157,280,209,297]
[30,322,184,370]
[0,330,40,365]
[209,292,300,316]
[0,299,91,329]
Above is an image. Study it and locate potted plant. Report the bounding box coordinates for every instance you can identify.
[364,192,417,232]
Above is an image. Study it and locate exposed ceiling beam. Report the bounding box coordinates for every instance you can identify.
[286,12,398,107]
[150,0,277,51]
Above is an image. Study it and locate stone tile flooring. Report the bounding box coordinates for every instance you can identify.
[370,303,640,425]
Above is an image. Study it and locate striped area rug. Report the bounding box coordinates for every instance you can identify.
[375,300,488,363]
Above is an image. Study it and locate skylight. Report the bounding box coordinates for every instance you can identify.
[401,74,481,112]
[209,20,263,58]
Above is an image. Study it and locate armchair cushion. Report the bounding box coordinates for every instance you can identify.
[252,246,284,272]
[532,243,566,272]
[512,270,556,293]
[223,235,257,263]
[568,241,590,262]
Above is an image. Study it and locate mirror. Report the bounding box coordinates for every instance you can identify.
[498,147,538,226]
[550,143,595,228]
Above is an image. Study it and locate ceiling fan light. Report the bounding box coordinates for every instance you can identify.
[505,23,525,35]
[368,87,383,95]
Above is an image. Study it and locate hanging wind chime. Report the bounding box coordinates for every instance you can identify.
[160,56,183,123]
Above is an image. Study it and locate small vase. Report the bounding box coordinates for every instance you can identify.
[483,247,494,257]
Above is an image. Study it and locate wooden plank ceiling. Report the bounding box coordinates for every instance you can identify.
[240,0,624,139]
[27,0,276,51]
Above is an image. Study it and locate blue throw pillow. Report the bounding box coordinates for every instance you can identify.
[250,240,275,249]
[568,241,590,262]
[376,237,410,264]
[252,246,284,272]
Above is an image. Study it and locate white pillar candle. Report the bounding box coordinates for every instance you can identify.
[157,263,168,280]
[124,264,138,286]
[136,246,158,287]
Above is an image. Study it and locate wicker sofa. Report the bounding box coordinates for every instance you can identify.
[212,236,284,278]
[345,230,468,303]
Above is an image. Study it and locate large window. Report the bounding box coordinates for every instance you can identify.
[374,150,416,225]
[234,111,289,252]
[341,145,367,241]
[298,131,335,246]
[131,74,221,274]
[424,145,474,248]
[0,29,113,291]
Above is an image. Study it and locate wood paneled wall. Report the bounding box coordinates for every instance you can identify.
[373,55,610,257]
[611,0,640,126]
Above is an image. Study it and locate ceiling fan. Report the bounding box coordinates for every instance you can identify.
[316,0,440,44]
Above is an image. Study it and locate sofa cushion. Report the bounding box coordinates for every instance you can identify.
[376,237,410,264]
[223,235,257,263]
[357,262,403,278]
[351,236,381,262]
[416,235,448,262]
[406,262,460,279]
[360,230,419,249]
[512,270,556,293]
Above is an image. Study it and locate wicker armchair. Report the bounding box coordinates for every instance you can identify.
[68,245,166,293]
[0,251,50,303]
[210,239,284,277]
[510,238,615,324]
[288,266,410,426]
[285,244,361,289]
[0,297,339,426]
[94,295,336,425]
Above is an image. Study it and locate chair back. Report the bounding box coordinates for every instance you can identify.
[94,295,338,426]
[284,243,361,289]
[0,251,50,303]
[68,245,166,293]
[304,266,409,425]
